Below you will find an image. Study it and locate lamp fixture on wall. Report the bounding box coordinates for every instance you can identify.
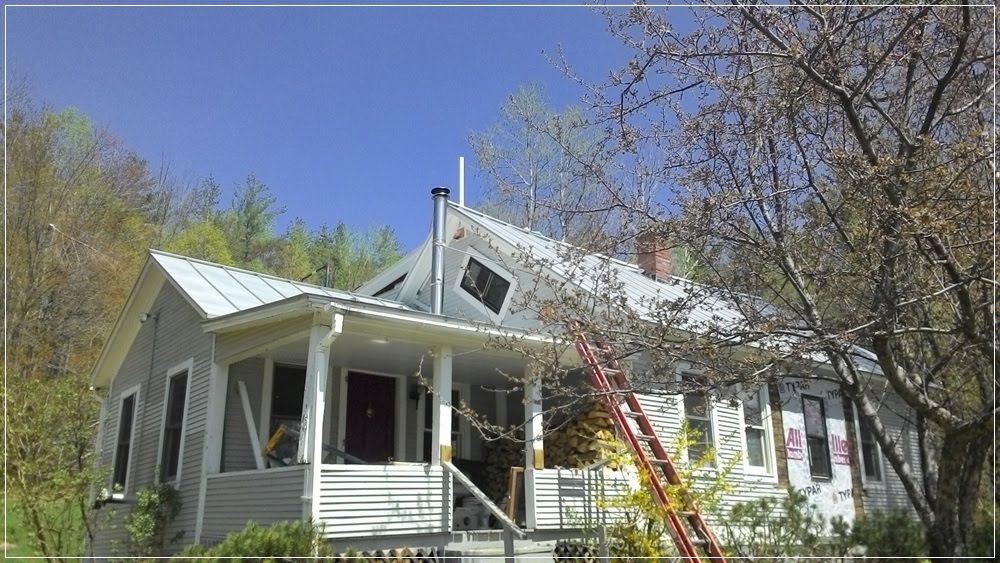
[409,383,427,411]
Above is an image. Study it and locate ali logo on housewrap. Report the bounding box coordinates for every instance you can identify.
[786,427,804,460]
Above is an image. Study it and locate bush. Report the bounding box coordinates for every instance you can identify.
[722,488,830,559]
[850,511,927,558]
[125,481,182,557]
[174,520,334,561]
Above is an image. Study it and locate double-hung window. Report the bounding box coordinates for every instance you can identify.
[742,386,773,474]
[858,419,883,482]
[459,257,511,315]
[682,374,714,466]
[160,366,190,482]
[112,387,140,495]
[802,395,831,479]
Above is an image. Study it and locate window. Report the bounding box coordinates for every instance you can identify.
[742,387,772,474]
[160,369,189,481]
[802,395,831,479]
[682,374,714,466]
[858,419,883,482]
[459,257,511,315]
[266,365,306,463]
[112,386,140,495]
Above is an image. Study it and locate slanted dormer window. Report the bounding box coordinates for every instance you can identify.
[459,257,511,315]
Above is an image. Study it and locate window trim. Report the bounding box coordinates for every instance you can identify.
[417,382,472,462]
[156,359,193,486]
[110,384,141,499]
[739,385,777,480]
[453,250,515,322]
[802,394,832,480]
[853,408,885,486]
[678,371,718,468]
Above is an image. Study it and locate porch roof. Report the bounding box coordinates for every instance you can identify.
[151,249,414,319]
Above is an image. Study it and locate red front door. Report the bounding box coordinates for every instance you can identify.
[344,372,396,463]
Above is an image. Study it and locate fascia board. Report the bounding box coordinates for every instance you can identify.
[90,258,166,390]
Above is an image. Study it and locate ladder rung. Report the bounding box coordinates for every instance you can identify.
[621,410,642,418]
[690,538,708,546]
[635,434,658,441]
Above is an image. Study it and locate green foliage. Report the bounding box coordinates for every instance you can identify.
[849,511,927,558]
[124,480,182,557]
[591,421,737,561]
[4,372,100,559]
[174,520,334,561]
[722,488,830,558]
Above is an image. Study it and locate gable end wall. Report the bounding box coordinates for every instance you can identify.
[91,283,212,556]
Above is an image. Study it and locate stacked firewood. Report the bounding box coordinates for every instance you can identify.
[544,402,622,470]
[482,434,524,500]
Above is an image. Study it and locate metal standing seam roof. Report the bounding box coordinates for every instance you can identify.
[447,203,754,333]
[445,204,883,374]
[150,249,414,319]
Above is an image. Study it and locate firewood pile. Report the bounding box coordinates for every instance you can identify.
[545,401,622,470]
[482,434,523,500]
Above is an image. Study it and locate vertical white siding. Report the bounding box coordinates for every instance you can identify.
[315,464,452,538]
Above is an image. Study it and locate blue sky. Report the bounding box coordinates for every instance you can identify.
[5,2,640,250]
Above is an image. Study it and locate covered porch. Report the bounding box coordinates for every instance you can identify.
[194,300,570,547]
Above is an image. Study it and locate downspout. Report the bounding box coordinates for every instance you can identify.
[430,187,450,316]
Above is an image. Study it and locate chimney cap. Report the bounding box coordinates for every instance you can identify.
[431,187,450,197]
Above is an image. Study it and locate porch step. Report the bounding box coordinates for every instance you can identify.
[444,537,556,563]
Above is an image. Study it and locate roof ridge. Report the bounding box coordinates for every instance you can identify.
[447,203,644,272]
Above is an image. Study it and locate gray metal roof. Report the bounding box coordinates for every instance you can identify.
[150,249,413,319]
[448,203,755,333]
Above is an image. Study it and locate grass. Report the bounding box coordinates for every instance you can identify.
[3,499,90,558]
[3,500,42,557]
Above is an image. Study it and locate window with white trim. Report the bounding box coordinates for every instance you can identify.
[802,395,831,479]
[459,257,511,315]
[160,369,189,482]
[858,419,883,482]
[112,387,139,496]
[742,386,773,474]
[682,374,714,466]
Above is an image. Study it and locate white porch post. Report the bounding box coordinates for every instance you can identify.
[524,363,544,470]
[298,313,343,519]
[194,352,230,544]
[431,345,453,465]
[523,362,543,530]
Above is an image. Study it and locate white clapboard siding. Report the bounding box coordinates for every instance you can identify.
[532,468,636,530]
[200,466,307,544]
[316,464,452,538]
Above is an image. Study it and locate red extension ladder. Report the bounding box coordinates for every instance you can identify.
[574,331,727,562]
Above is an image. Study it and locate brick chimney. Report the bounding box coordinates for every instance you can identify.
[637,231,672,281]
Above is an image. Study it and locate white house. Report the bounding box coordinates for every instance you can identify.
[87,189,920,559]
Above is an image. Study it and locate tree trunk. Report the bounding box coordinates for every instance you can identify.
[926,429,989,556]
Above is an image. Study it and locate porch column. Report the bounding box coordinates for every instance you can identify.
[524,363,544,470]
[431,345,453,464]
[297,313,343,465]
[194,356,229,543]
[298,313,343,520]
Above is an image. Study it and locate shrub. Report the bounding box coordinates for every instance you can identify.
[592,421,737,561]
[850,511,927,558]
[125,481,182,557]
[174,520,334,561]
[722,488,830,558]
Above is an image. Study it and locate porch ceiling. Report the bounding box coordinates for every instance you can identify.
[267,331,525,387]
